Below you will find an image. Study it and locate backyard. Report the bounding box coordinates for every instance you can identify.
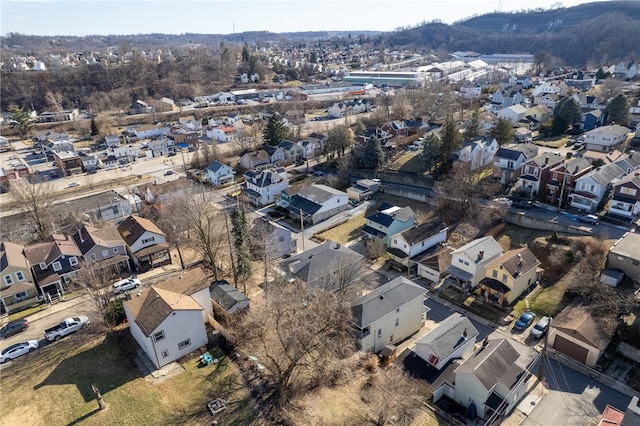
[0,330,257,426]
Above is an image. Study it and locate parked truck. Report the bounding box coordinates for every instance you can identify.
[44,316,90,341]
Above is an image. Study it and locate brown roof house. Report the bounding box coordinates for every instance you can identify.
[123,268,212,369]
[0,242,40,315]
[548,298,615,367]
[72,224,130,275]
[117,215,171,272]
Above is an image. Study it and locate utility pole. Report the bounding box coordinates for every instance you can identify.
[223,208,238,289]
[537,317,551,381]
[299,207,305,252]
[557,171,568,212]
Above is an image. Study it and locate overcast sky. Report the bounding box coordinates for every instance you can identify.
[2,0,600,37]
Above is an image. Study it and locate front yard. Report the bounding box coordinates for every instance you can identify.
[0,330,257,426]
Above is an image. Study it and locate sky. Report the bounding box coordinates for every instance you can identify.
[1,0,601,37]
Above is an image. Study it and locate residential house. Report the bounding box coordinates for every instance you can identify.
[23,234,82,298]
[549,298,615,367]
[136,177,193,205]
[351,276,427,353]
[403,119,430,135]
[204,160,235,186]
[455,137,499,171]
[565,70,596,91]
[608,172,640,219]
[613,61,638,80]
[545,158,594,205]
[154,267,213,323]
[209,280,250,316]
[239,149,271,170]
[78,151,99,172]
[478,248,541,306]
[0,242,39,315]
[72,224,130,274]
[53,151,83,176]
[491,89,525,109]
[461,82,482,99]
[133,123,169,140]
[515,153,564,199]
[327,98,371,118]
[386,218,449,267]
[34,130,69,144]
[206,126,238,143]
[117,215,171,272]
[286,184,349,224]
[580,110,606,132]
[178,115,201,131]
[38,109,79,123]
[415,313,479,369]
[129,100,154,115]
[607,232,640,281]
[583,125,630,153]
[514,127,533,142]
[362,203,416,246]
[531,81,562,98]
[435,338,529,419]
[297,139,323,160]
[347,179,381,202]
[279,240,363,290]
[170,129,199,151]
[263,145,286,165]
[307,132,328,147]
[492,144,539,184]
[534,93,560,110]
[414,244,454,283]
[104,134,121,148]
[497,104,528,125]
[357,128,393,148]
[249,218,297,260]
[381,120,409,138]
[278,140,303,163]
[147,138,175,157]
[155,97,177,113]
[445,236,503,288]
[243,168,289,206]
[523,105,552,129]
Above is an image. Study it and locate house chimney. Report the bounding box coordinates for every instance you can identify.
[482,336,489,348]
[463,328,468,338]
[544,156,549,165]
[379,294,385,300]
[478,250,484,260]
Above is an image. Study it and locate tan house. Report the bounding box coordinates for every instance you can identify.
[607,232,640,281]
[478,248,542,305]
[0,242,40,315]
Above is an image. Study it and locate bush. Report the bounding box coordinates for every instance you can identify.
[106,299,126,326]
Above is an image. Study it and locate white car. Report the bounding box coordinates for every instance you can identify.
[0,340,39,363]
[113,277,141,294]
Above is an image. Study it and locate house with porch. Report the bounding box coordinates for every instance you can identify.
[534,93,560,110]
[278,140,303,163]
[23,234,82,299]
[204,160,235,186]
[362,203,416,246]
[286,184,349,225]
[117,215,171,272]
[386,218,448,268]
[72,224,130,275]
[583,125,630,153]
[478,248,541,306]
[492,144,538,184]
[515,153,564,199]
[351,276,427,353]
[297,139,323,160]
[415,313,479,370]
[545,158,594,206]
[608,172,640,219]
[0,242,39,315]
[147,138,175,157]
[243,168,289,206]
[445,236,503,289]
[206,126,238,143]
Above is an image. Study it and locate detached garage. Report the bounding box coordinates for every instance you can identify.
[548,298,614,368]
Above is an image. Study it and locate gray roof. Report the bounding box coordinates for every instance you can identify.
[206,160,230,172]
[586,163,625,186]
[209,281,249,312]
[280,240,362,286]
[609,232,640,260]
[398,218,446,245]
[416,313,479,360]
[298,184,347,204]
[455,338,523,391]
[351,277,426,328]
[495,147,524,161]
[450,236,503,265]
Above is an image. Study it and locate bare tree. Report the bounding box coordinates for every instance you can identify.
[237,277,354,407]
[75,264,120,329]
[8,180,57,241]
[365,237,387,261]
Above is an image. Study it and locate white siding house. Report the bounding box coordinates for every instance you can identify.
[205,160,235,186]
[387,218,448,267]
[445,236,503,288]
[415,313,479,369]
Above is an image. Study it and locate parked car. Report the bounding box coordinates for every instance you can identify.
[113,277,141,294]
[512,200,533,209]
[44,316,90,341]
[493,197,513,206]
[529,316,551,339]
[164,170,174,176]
[0,319,29,339]
[66,182,80,188]
[0,340,39,363]
[577,214,599,225]
[514,312,536,331]
[313,170,324,176]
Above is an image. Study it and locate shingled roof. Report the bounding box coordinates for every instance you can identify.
[117,215,166,247]
[455,338,523,391]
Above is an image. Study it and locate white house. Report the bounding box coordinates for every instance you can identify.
[124,286,207,369]
[456,137,499,171]
[205,160,235,186]
[206,126,238,143]
[608,172,640,218]
[583,125,630,153]
[492,144,538,184]
[415,313,479,370]
[386,217,448,267]
[104,134,121,148]
[78,151,99,171]
[461,82,482,99]
[497,104,528,125]
[147,138,174,157]
[117,215,171,272]
[445,236,503,288]
[243,168,289,206]
[327,98,372,118]
[351,276,427,353]
[286,184,349,224]
[134,123,169,140]
[297,139,323,160]
[531,81,561,97]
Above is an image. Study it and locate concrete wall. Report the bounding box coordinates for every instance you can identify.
[351,170,435,189]
[504,212,592,235]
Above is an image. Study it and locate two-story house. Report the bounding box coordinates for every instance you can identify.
[415,313,479,370]
[580,110,606,132]
[204,160,235,186]
[362,204,416,246]
[263,145,286,165]
[478,248,541,306]
[534,93,560,110]
[327,98,371,118]
[286,184,349,225]
[0,242,39,315]
[249,218,297,260]
[351,276,427,353]
[497,104,528,125]
[206,126,238,143]
[492,144,538,184]
[523,105,552,129]
[545,158,594,206]
[133,123,169,140]
[456,137,499,171]
[386,217,448,268]
[170,129,199,151]
[297,139,323,160]
[278,140,303,163]
[608,172,640,219]
[381,120,409,138]
[239,149,271,170]
[117,215,171,272]
[607,232,640,281]
[243,168,289,206]
[515,153,564,199]
[583,125,630,153]
[72,224,130,275]
[23,234,82,299]
[445,236,503,289]
[147,138,175,157]
[357,128,392,148]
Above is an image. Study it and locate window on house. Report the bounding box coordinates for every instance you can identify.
[113,247,119,253]
[278,236,284,242]
[377,329,382,338]
[15,271,25,282]
[396,308,400,313]
[39,262,47,270]
[633,260,640,267]
[395,318,399,327]
[142,237,155,244]
[178,339,191,350]
[153,331,165,342]
[458,259,464,264]
[502,274,508,283]
[3,275,13,286]
[52,261,62,272]
[464,261,470,266]
[14,291,28,302]
[102,250,109,257]
[89,253,97,261]
[69,257,78,266]
[393,239,397,244]
[427,354,439,366]
[161,350,169,358]
[492,270,498,278]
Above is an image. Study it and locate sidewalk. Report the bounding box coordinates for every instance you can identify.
[501,379,548,426]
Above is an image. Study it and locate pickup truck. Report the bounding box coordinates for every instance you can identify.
[44,316,90,341]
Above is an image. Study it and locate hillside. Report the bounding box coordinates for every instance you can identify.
[382,1,640,66]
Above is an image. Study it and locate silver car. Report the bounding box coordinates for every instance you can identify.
[0,340,39,363]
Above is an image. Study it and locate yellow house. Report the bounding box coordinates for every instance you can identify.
[0,242,40,314]
[478,247,541,306]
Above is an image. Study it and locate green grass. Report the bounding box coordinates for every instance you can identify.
[317,213,366,244]
[0,331,258,426]
[8,303,50,321]
[391,151,427,174]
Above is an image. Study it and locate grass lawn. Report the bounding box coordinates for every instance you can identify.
[0,330,257,426]
[317,213,365,244]
[496,223,552,250]
[534,135,571,148]
[391,151,427,174]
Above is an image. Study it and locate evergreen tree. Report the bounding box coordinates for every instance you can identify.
[606,94,630,126]
[490,117,515,145]
[90,117,99,136]
[360,135,384,169]
[556,97,581,126]
[231,207,253,282]
[438,116,462,170]
[464,110,482,140]
[595,67,608,80]
[420,133,442,171]
[7,104,34,137]
[241,43,251,63]
[263,113,289,146]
